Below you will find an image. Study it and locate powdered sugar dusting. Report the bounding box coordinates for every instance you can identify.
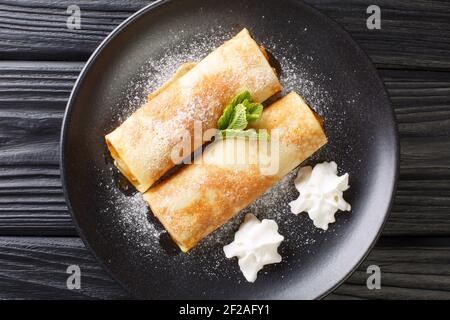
[102,28,344,279]
[112,28,283,177]
[101,165,162,251]
[116,28,233,122]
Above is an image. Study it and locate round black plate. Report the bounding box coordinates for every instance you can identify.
[61,0,398,299]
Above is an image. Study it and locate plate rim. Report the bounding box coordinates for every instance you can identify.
[60,0,399,300]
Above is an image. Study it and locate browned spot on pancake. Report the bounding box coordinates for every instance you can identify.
[134,67,238,127]
[138,82,184,122]
[145,164,278,251]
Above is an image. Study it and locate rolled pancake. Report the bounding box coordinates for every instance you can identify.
[105,28,282,192]
[143,92,327,252]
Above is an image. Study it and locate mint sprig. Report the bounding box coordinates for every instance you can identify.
[217,91,251,130]
[217,90,267,139]
[245,102,263,123]
[227,104,248,130]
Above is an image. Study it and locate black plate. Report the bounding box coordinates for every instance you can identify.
[61,0,398,299]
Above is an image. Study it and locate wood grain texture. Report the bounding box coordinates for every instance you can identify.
[0,236,448,299]
[0,62,449,236]
[0,62,80,235]
[313,0,450,70]
[0,0,146,60]
[0,237,130,299]
[0,0,450,70]
[0,0,449,300]
[381,69,450,236]
[329,237,450,300]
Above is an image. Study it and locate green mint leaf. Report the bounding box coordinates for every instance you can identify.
[217,90,251,130]
[245,102,263,123]
[217,103,235,130]
[217,90,265,139]
[230,90,251,106]
[228,104,248,130]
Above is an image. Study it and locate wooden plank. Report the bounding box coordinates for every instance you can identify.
[312,0,450,70]
[0,237,130,299]
[0,62,449,236]
[0,61,77,235]
[381,69,450,235]
[0,0,450,69]
[329,237,450,299]
[0,0,146,61]
[0,61,80,165]
[0,236,449,299]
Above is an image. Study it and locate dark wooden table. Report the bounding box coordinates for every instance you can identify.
[0,0,449,300]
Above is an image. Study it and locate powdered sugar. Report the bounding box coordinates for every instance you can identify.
[102,29,342,278]
[117,29,233,121]
[111,28,282,179]
[101,165,162,251]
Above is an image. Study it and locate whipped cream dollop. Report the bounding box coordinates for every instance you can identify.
[223,214,284,282]
[289,161,351,230]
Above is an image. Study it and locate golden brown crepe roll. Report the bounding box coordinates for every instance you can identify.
[105,28,282,192]
[143,92,327,252]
